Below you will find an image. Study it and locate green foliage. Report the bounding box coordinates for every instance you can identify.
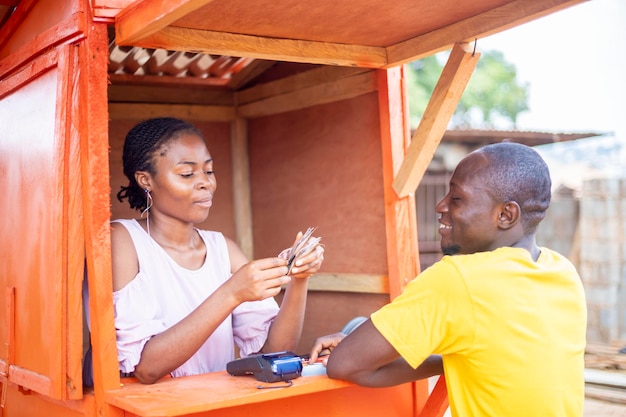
[407,50,529,129]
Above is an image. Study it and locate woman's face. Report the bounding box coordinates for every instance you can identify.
[146,132,216,225]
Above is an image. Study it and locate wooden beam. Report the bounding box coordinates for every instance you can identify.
[79,21,125,412]
[108,84,233,106]
[237,71,377,118]
[393,43,479,197]
[115,0,217,45]
[227,60,277,90]
[377,66,420,300]
[109,73,231,88]
[0,12,85,79]
[108,102,235,122]
[230,118,254,260]
[417,376,449,417]
[122,26,388,68]
[307,273,389,294]
[236,66,370,105]
[386,0,585,67]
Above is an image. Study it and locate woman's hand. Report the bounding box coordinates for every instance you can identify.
[278,230,325,279]
[227,257,290,303]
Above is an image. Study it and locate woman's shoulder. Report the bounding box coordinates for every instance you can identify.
[110,220,141,292]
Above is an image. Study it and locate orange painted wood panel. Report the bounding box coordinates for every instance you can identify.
[1,383,92,417]
[248,93,387,274]
[0,0,82,61]
[0,47,67,399]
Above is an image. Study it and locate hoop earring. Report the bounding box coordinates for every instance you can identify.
[141,188,153,236]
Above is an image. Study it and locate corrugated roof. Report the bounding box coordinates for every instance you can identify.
[107,42,254,86]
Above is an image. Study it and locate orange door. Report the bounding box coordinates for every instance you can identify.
[0,42,85,402]
[0,0,92,404]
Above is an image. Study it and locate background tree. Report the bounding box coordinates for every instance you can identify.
[407,50,529,130]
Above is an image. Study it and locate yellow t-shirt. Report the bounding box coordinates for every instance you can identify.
[371,247,587,417]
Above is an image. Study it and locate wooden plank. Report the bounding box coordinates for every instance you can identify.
[230,118,254,260]
[307,273,389,294]
[227,60,277,90]
[125,26,388,68]
[108,83,234,105]
[109,102,236,122]
[7,366,52,396]
[78,20,126,416]
[386,0,586,67]
[418,376,449,417]
[236,66,370,105]
[377,66,430,415]
[109,73,231,87]
[377,66,420,299]
[585,343,626,371]
[115,0,217,45]
[0,288,15,371]
[64,42,84,400]
[393,43,479,197]
[237,71,377,118]
[0,13,85,79]
[584,385,626,405]
[47,43,71,401]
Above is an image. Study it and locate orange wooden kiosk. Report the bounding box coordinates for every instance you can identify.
[0,1,586,416]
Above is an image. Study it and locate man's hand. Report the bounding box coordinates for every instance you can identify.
[308,332,346,365]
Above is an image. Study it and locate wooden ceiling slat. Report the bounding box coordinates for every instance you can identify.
[115,0,216,45]
[129,26,388,68]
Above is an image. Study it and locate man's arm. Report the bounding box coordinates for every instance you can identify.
[325,319,443,387]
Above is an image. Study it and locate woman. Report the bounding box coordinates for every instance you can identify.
[113,117,324,384]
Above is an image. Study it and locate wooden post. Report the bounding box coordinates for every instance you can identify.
[377,66,420,299]
[79,19,125,417]
[231,117,254,259]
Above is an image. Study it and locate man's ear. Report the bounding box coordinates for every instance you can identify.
[135,171,151,191]
[497,201,520,230]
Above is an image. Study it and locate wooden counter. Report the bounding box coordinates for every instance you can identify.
[105,371,418,417]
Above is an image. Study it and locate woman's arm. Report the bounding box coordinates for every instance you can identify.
[226,232,324,354]
[114,229,289,384]
[263,232,324,353]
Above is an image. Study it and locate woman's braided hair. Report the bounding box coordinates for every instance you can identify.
[116,117,204,212]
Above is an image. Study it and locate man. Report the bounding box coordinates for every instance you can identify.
[309,142,587,416]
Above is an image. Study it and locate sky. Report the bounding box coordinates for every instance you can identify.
[477,0,626,139]
[472,0,626,188]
